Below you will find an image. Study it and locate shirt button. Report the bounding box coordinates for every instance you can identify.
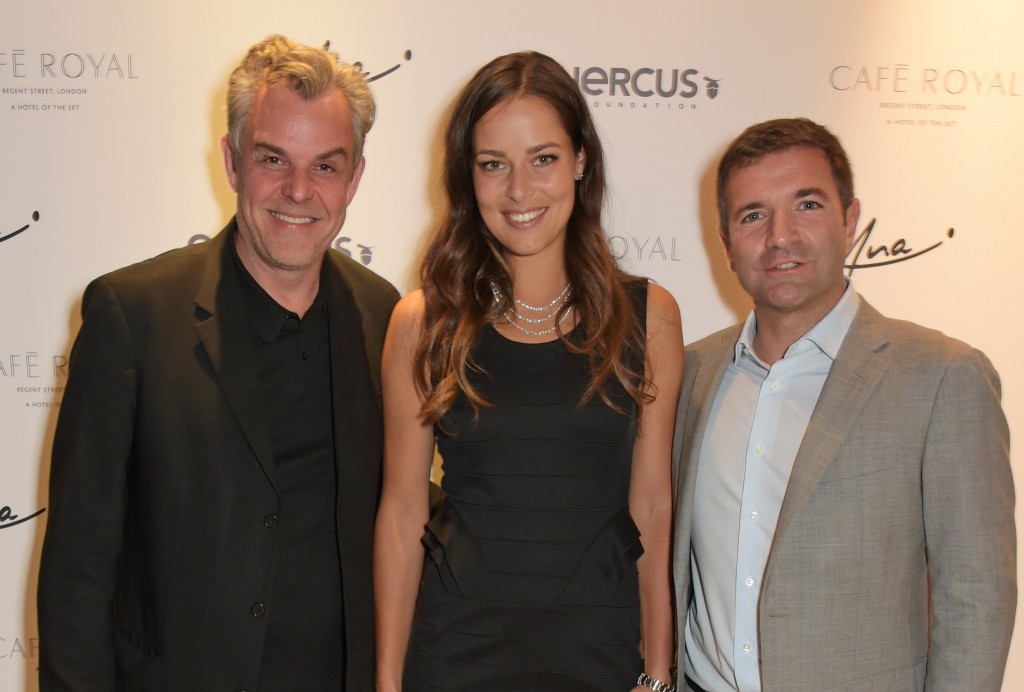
[770,380,780,392]
[754,443,766,456]
[743,641,752,654]
[301,352,309,361]
[263,513,278,528]
[750,511,759,521]
[745,577,754,587]
[251,602,266,617]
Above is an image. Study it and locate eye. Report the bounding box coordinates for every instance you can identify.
[477,160,504,172]
[799,200,822,210]
[740,211,764,224]
[535,154,558,166]
[261,155,284,166]
[315,163,337,174]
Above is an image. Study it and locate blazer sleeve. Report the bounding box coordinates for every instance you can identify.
[38,277,138,691]
[922,345,1016,691]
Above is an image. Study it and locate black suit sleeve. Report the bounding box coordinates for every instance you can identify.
[38,277,137,691]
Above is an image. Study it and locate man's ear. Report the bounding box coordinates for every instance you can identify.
[844,198,861,253]
[344,156,366,206]
[221,135,238,193]
[719,227,735,271]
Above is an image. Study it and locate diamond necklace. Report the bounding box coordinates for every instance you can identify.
[489,281,573,336]
[513,283,571,312]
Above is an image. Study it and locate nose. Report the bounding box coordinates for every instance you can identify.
[766,213,795,248]
[281,167,314,203]
[504,166,532,203]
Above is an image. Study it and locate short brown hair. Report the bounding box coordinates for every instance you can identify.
[717,117,854,234]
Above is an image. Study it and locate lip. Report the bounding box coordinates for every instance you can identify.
[502,207,547,228]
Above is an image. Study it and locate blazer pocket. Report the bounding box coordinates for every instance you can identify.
[817,452,901,483]
[113,624,163,684]
[845,659,926,691]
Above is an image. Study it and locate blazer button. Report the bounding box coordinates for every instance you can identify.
[251,602,266,617]
[263,513,279,528]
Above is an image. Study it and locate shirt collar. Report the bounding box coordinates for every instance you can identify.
[229,235,325,343]
[734,281,860,365]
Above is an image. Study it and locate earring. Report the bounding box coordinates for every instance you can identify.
[574,173,583,181]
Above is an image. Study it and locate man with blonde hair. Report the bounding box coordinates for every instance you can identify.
[39,35,398,690]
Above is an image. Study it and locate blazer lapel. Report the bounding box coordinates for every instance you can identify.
[677,330,737,495]
[673,328,739,589]
[322,261,378,490]
[193,223,278,492]
[769,301,892,558]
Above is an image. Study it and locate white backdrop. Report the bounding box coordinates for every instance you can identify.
[2,1,1021,689]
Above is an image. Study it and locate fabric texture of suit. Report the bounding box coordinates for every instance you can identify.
[672,297,1015,691]
[38,221,400,691]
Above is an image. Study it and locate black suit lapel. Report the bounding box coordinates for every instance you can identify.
[193,224,278,493]
[323,260,379,480]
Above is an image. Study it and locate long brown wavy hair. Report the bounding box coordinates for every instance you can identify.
[415,51,651,423]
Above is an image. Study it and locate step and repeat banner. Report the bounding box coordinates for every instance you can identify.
[2,1,1021,688]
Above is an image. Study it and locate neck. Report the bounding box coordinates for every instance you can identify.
[235,239,321,316]
[751,287,845,365]
[507,256,568,306]
[751,307,825,366]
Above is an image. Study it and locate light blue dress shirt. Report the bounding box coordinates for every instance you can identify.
[684,287,860,692]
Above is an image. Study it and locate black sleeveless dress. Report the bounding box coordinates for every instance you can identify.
[403,282,647,691]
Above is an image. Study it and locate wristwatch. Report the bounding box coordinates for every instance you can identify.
[637,672,677,692]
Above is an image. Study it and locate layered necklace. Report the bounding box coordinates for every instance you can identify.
[489,280,573,337]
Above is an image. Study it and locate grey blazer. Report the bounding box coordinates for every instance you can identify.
[672,298,1015,691]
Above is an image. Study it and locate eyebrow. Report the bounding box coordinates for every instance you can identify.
[733,186,832,217]
[795,187,828,199]
[474,141,564,158]
[733,200,763,219]
[253,141,349,161]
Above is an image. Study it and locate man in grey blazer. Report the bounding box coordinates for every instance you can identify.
[673,118,1015,692]
[38,36,399,690]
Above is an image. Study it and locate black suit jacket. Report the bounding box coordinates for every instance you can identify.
[38,222,399,691]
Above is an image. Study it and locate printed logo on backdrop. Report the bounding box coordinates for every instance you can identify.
[2,350,67,408]
[0,635,39,663]
[573,64,723,112]
[2,348,61,537]
[355,49,413,82]
[844,218,954,276]
[609,234,685,263]
[1,210,40,246]
[828,64,1021,128]
[188,234,377,266]
[1,48,138,114]
[0,503,45,531]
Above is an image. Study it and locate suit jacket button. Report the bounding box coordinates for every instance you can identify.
[263,513,279,528]
[251,602,266,617]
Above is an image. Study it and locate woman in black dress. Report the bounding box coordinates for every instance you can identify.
[374,51,683,692]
